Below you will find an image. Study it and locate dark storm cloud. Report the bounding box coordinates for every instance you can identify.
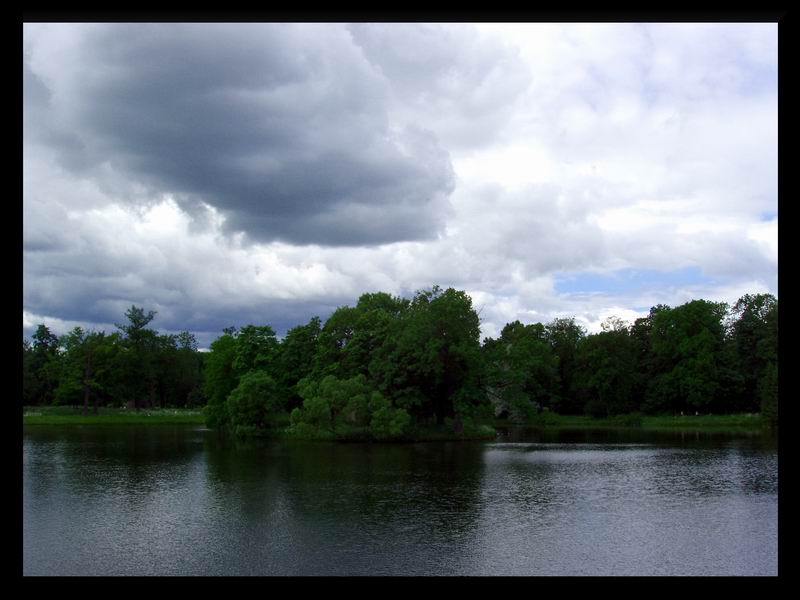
[24,24,455,246]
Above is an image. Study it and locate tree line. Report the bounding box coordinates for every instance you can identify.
[22,307,204,415]
[22,287,778,434]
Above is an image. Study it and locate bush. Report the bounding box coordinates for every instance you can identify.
[289,407,303,425]
[369,392,411,440]
[527,410,563,426]
[204,400,230,429]
[611,412,643,427]
[285,422,325,439]
[226,371,286,430]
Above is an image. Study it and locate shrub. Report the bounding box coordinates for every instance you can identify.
[289,407,303,426]
[226,371,286,430]
[369,392,411,440]
[612,412,643,427]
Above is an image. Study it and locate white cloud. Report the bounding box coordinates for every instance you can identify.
[23,23,778,345]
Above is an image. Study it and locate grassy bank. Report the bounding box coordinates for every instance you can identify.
[23,406,769,436]
[22,406,494,441]
[494,412,769,432]
[22,406,205,425]
[641,413,768,431]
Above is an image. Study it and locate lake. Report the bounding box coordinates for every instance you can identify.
[22,425,778,576]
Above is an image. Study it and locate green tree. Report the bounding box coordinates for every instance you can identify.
[172,331,204,407]
[369,392,411,440]
[233,324,280,377]
[643,300,728,414]
[573,318,637,417]
[484,320,560,420]
[54,328,115,414]
[22,340,37,407]
[374,286,484,426]
[346,292,409,380]
[313,306,360,379]
[115,306,159,409]
[295,374,374,431]
[28,324,61,405]
[545,317,586,414]
[729,293,778,414]
[226,370,285,433]
[203,332,238,429]
[275,317,322,411]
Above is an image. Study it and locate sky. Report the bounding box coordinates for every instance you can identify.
[22,22,778,347]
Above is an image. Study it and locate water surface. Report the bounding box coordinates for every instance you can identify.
[23,425,777,576]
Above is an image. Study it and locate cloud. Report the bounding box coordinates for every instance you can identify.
[347,23,532,150]
[23,23,778,348]
[23,23,457,246]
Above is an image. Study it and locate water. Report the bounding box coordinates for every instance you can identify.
[22,425,778,576]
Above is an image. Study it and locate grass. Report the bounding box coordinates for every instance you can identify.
[22,405,206,425]
[639,413,767,431]
[23,405,769,436]
[493,412,769,432]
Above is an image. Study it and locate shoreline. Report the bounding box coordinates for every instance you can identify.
[23,406,771,437]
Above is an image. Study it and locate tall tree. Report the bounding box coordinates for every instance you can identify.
[275,316,322,411]
[22,340,37,407]
[173,331,204,407]
[55,328,115,414]
[28,324,61,405]
[313,306,360,379]
[573,318,637,417]
[729,293,778,414]
[115,306,159,409]
[375,286,484,425]
[644,300,728,414]
[203,331,239,429]
[484,320,560,420]
[545,317,586,414]
[233,325,280,377]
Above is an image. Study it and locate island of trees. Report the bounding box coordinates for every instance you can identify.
[22,286,778,439]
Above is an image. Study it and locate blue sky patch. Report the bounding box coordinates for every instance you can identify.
[555,266,709,295]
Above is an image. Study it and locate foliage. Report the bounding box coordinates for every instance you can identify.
[202,332,238,429]
[373,286,484,425]
[573,326,637,417]
[293,374,374,431]
[226,370,285,432]
[274,316,321,410]
[25,324,61,405]
[21,289,779,435]
[642,300,729,414]
[545,317,586,414]
[368,392,411,439]
[484,321,560,420]
[53,328,117,414]
[233,325,280,377]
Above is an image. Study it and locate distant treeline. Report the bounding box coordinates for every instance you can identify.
[22,287,778,436]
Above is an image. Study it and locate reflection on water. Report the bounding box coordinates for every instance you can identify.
[23,425,777,576]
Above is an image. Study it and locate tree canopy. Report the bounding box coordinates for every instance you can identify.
[22,290,778,434]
